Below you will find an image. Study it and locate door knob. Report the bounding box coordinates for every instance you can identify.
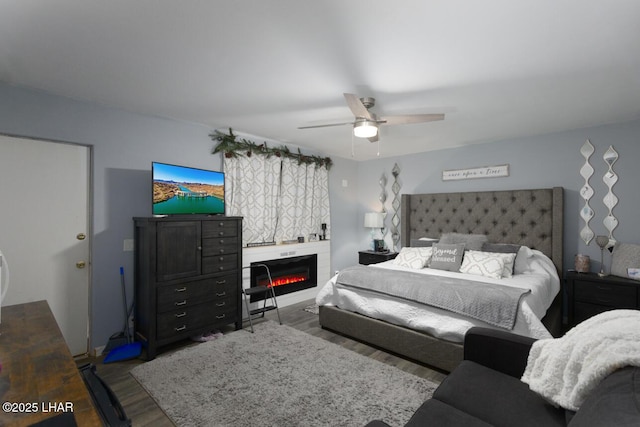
[76,233,86,240]
[76,261,86,269]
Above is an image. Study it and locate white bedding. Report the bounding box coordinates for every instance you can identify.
[315,249,560,343]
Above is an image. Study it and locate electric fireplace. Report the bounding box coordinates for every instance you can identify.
[249,254,317,302]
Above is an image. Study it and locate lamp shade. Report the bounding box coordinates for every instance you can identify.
[353,120,378,138]
[364,212,384,228]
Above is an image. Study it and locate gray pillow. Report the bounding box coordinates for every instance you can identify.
[430,243,465,271]
[611,243,640,278]
[440,232,488,251]
[410,238,438,247]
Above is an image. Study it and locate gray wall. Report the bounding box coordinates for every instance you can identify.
[1,81,639,350]
[354,120,640,275]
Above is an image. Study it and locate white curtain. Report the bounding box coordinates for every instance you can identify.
[224,155,330,246]
[224,155,281,246]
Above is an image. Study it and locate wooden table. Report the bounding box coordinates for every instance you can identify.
[0,300,102,426]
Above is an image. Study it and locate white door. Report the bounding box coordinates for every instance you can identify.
[0,134,90,356]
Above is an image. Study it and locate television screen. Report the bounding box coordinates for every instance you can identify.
[152,162,225,215]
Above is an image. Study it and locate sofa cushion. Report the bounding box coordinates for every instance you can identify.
[568,367,640,427]
[433,360,566,427]
[405,399,492,427]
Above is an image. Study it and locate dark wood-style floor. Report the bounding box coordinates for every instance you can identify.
[78,299,447,426]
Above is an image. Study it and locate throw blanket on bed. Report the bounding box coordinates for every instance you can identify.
[335,265,530,330]
[521,309,640,411]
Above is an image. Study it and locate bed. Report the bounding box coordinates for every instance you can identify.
[317,187,563,372]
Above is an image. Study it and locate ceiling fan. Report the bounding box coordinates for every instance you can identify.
[298,93,445,142]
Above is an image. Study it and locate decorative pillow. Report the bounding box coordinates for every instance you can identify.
[393,247,433,269]
[410,237,439,247]
[514,246,535,275]
[459,250,507,279]
[439,233,488,251]
[430,243,465,271]
[481,242,521,275]
[611,243,640,278]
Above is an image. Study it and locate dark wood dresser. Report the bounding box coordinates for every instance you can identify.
[134,216,243,359]
[566,271,640,327]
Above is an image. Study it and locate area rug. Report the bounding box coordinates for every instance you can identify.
[303,303,319,314]
[130,321,437,427]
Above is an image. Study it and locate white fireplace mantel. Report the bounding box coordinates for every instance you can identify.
[242,240,331,307]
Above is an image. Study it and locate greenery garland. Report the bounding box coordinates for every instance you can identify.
[211,128,332,170]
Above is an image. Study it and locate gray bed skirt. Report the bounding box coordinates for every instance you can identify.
[318,305,463,372]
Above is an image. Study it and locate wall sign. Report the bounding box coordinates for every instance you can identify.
[442,164,509,181]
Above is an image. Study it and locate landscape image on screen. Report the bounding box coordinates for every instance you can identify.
[152,162,224,215]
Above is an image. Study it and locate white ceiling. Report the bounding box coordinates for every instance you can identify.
[1,1,639,160]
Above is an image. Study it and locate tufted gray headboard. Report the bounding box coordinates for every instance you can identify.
[400,187,564,274]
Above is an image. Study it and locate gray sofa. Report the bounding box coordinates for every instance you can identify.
[367,327,640,426]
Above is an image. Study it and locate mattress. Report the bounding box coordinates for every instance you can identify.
[316,250,559,343]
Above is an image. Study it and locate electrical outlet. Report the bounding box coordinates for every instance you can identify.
[123,239,134,252]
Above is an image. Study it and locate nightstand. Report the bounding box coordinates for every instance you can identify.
[566,271,640,327]
[358,250,398,265]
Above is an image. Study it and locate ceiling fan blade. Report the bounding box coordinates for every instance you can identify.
[298,122,354,129]
[379,113,445,125]
[344,93,373,120]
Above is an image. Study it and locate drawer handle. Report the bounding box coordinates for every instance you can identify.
[216,314,226,319]
[175,312,187,318]
[219,249,226,254]
[175,287,187,293]
[596,298,613,304]
[175,300,187,306]
[175,325,187,332]
[219,266,225,271]
[219,256,225,261]
[216,302,226,307]
[216,280,227,285]
[216,292,226,297]
[219,231,225,237]
[219,239,225,244]
[596,286,612,291]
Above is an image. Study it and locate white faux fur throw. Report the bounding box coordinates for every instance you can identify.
[521,309,640,411]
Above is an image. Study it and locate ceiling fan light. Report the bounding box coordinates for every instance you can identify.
[353,120,378,138]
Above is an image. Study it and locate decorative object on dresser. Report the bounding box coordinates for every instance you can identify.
[610,242,640,279]
[595,235,609,276]
[358,250,398,265]
[574,254,590,273]
[566,270,640,327]
[133,216,243,359]
[579,139,595,245]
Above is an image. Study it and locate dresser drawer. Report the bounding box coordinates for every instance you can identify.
[202,237,239,256]
[202,253,239,274]
[156,303,238,340]
[157,274,237,313]
[202,220,238,238]
[573,280,637,307]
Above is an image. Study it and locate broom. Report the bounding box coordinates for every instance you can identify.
[103,267,142,363]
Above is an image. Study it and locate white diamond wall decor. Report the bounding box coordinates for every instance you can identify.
[602,145,619,247]
[391,163,401,251]
[579,139,595,245]
[379,172,388,242]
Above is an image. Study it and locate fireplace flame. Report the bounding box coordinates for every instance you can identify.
[259,273,308,287]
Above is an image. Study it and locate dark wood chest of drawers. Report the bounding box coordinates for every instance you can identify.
[134,216,242,359]
[566,271,640,327]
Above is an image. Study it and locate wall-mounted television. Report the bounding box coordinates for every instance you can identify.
[152,161,225,216]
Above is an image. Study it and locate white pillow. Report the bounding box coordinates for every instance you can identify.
[489,252,517,278]
[459,250,506,279]
[393,247,433,269]
[514,246,535,274]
